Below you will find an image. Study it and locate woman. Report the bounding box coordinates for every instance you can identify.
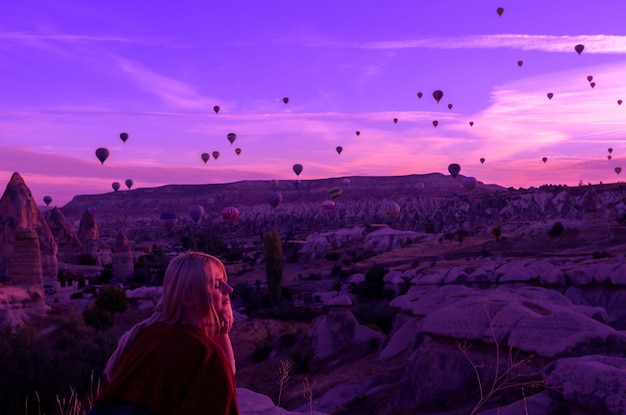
[89,252,239,415]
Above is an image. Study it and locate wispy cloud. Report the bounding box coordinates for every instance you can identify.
[350,34,626,54]
[0,31,190,48]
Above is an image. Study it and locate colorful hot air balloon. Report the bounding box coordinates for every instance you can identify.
[282,97,289,104]
[393,118,398,124]
[120,132,129,143]
[336,146,343,155]
[448,163,461,178]
[542,157,548,163]
[618,100,623,106]
[343,178,350,186]
[43,196,52,206]
[433,90,444,103]
[235,148,242,155]
[462,177,477,194]
[328,186,342,202]
[125,179,134,189]
[201,153,210,164]
[587,75,593,82]
[293,163,303,176]
[95,148,109,164]
[447,104,453,110]
[355,130,361,136]
[213,105,220,114]
[574,44,585,55]
[608,155,612,160]
[379,200,400,223]
[590,82,596,88]
[496,7,504,16]
[480,158,485,164]
[415,182,425,191]
[227,133,237,144]
[517,60,523,67]
[221,207,240,225]
[547,93,554,100]
[417,92,423,98]
[432,120,439,128]
[616,167,622,175]
[188,205,205,223]
[469,121,474,126]
[322,200,336,211]
[212,151,220,160]
[112,182,120,192]
[268,191,283,209]
[608,148,613,153]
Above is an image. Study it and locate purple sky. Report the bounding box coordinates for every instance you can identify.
[2,1,626,206]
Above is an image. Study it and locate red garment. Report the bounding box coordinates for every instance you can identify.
[96,322,239,415]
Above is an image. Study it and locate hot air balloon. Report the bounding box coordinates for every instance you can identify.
[393,118,398,124]
[112,182,120,192]
[227,133,237,144]
[415,182,425,191]
[125,179,134,189]
[213,105,220,114]
[201,153,210,164]
[448,163,461,178]
[618,100,623,106]
[447,104,453,110]
[282,97,289,104]
[268,191,283,209]
[270,179,279,189]
[235,148,242,155]
[379,200,400,223]
[590,82,596,88]
[608,148,613,153]
[95,148,110,164]
[221,207,240,225]
[608,155,612,160]
[542,157,548,163]
[322,200,335,211]
[355,130,361,137]
[547,93,554,100]
[517,60,523,67]
[343,178,350,186]
[574,44,585,55]
[120,132,129,143]
[496,7,504,16]
[212,151,220,160]
[462,177,477,194]
[43,196,52,206]
[336,146,343,155]
[480,158,485,164]
[417,92,423,99]
[616,167,622,175]
[469,121,474,126]
[433,90,443,103]
[188,205,205,223]
[432,120,439,128]
[587,76,593,82]
[328,186,342,202]
[293,163,303,176]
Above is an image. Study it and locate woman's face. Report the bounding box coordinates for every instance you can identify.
[211,271,233,317]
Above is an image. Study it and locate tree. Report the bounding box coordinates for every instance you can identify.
[491,225,502,241]
[95,285,128,313]
[264,228,283,306]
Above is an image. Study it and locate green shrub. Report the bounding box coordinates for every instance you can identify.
[95,285,128,314]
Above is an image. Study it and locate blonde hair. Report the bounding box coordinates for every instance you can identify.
[103,252,227,381]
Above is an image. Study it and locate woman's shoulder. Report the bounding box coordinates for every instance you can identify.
[142,323,223,357]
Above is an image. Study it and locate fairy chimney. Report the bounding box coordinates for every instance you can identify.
[0,172,58,287]
[78,209,99,245]
[47,206,84,264]
[112,230,134,281]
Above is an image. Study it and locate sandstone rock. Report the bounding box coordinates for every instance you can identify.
[0,172,57,286]
[78,209,99,245]
[47,206,83,263]
[236,387,330,415]
[112,230,134,281]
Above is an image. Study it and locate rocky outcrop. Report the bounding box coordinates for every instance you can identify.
[78,209,112,266]
[47,206,83,264]
[112,230,134,281]
[0,172,57,286]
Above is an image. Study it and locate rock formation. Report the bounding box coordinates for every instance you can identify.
[112,230,134,281]
[0,172,57,287]
[78,209,112,266]
[47,206,83,264]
